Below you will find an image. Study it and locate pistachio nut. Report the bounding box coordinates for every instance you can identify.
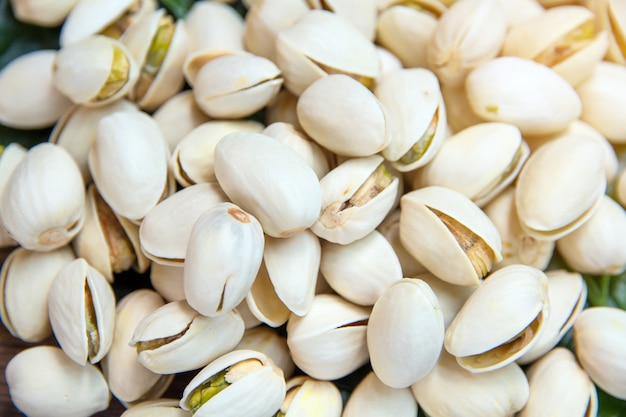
[584,0,626,64]
[518,269,586,365]
[496,0,544,26]
[121,399,191,417]
[374,68,447,171]
[515,134,606,240]
[180,349,286,417]
[286,293,370,380]
[483,186,555,270]
[466,56,582,135]
[264,89,302,129]
[184,202,265,317]
[184,0,244,55]
[518,347,597,417]
[130,300,244,374]
[440,83,485,133]
[235,326,296,379]
[312,155,400,245]
[0,50,73,129]
[417,273,477,329]
[6,345,110,417]
[444,264,550,373]
[411,350,530,417]
[0,246,75,343]
[140,183,228,266]
[214,131,322,238]
[52,35,140,107]
[10,0,78,27]
[47,258,116,365]
[399,185,503,286]
[101,289,172,405]
[236,299,263,330]
[89,110,170,223]
[150,263,185,302]
[0,143,27,248]
[275,375,343,417]
[375,46,403,78]
[245,261,291,328]
[0,142,85,251]
[342,371,418,417]
[152,91,211,152]
[275,9,380,96]
[412,122,529,207]
[320,230,402,306]
[574,306,626,400]
[307,0,377,40]
[377,209,429,278]
[368,278,444,388]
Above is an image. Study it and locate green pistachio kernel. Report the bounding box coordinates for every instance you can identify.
[134,16,175,100]
[535,19,596,67]
[189,370,230,414]
[100,1,141,39]
[399,108,439,165]
[96,46,131,101]
[84,281,100,360]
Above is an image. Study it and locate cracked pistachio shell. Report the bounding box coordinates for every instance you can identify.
[320,230,402,306]
[584,0,626,64]
[574,306,626,399]
[171,120,264,187]
[140,183,228,266]
[194,53,283,119]
[275,10,380,96]
[0,50,73,129]
[287,294,370,380]
[235,326,295,379]
[466,56,582,135]
[342,371,417,417]
[576,61,626,143]
[399,186,503,286]
[518,347,597,417]
[180,349,286,417]
[121,8,190,111]
[518,269,586,365]
[0,142,84,251]
[417,273,476,329]
[121,399,191,417]
[262,122,330,179]
[502,5,609,87]
[214,131,322,238]
[184,0,244,55]
[496,0,544,26]
[150,263,185,302]
[245,261,291,328]
[297,74,391,157]
[130,300,244,374]
[483,187,554,270]
[6,346,110,417]
[308,0,377,40]
[184,202,264,317]
[428,0,507,87]
[276,375,343,417]
[412,122,529,207]
[53,35,140,107]
[444,264,550,373]
[312,155,400,245]
[152,91,211,152]
[0,246,75,343]
[515,134,606,240]
[11,0,78,27]
[557,195,626,275]
[101,289,172,405]
[73,184,148,283]
[411,350,529,417]
[374,68,447,171]
[89,110,170,223]
[368,278,445,388]
[48,258,116,365]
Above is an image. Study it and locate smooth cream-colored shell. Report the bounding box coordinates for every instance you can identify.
[0,50,72,129]
[152,91,211,152]
[140,183,228,266]
[48,258,116,365]
[11,0,78,26]
[287,294,370,380]
[444,264,549,372]
[265,89,301,128]
[89,110,169,222]
[0,142,85,251]
[0,143,26,248]
[417,273,477,329]
[342,371,418,417]
[235,326,295,379]
[131,301,244,374]
[184,0,244,54]
[308,0,377,40]
[367,278,444,388]
[121,399,191,417]
[180,349,286,417]
[0,246,75,343]
[399,186,503,286]
[245,262,291,327]
[150,263,185,302]
[6,346,110,417]
[279,375,343,417]
[297,74,391,157]
[515,134,606,240]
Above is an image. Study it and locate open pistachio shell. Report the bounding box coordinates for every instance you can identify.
[275,9,380,96]
[0,246,75,343]
[584,0,626,64]
[276,375,343,417]
[150,263,185,302]
[152,91,211,152]
[184,0,244,55]
[515,134,606,240]
[180,349,286,417]
[342,371,417,417]
[0,142,85,251]
[308,0,377,40]
[121,399,191,417]
[399,186,503,286]
[48,258,116,365]
[235,326,295,379]
[245,261,291,328]
[444,264,550,373]
[130,300,244,374]
[368,278,444,388]
[496,0,544,26]
[6,346,110,417]
[287,293,370,380]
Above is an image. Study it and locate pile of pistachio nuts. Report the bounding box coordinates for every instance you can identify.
[1,0,626,416]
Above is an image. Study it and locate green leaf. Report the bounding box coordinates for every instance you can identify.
[610,272,626,310]
[0,125,49,149]
[158,0,197,19]
[598,387,626,417]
